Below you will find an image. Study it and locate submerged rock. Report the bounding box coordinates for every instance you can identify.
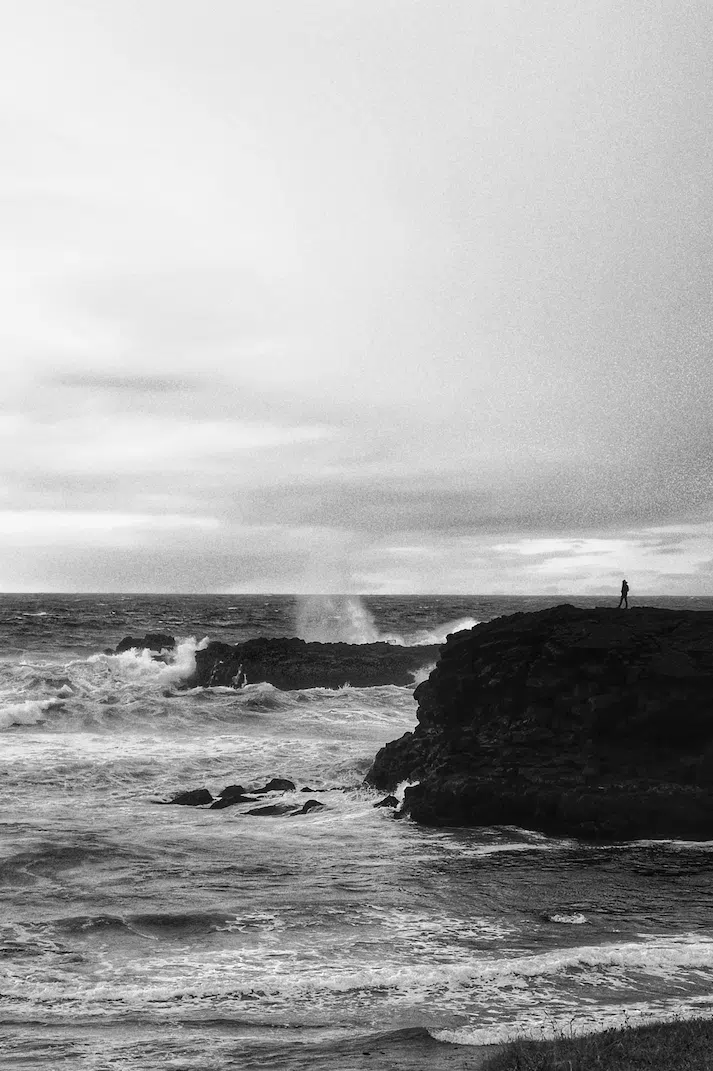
[366,605,713,840]
[373,795,399,809]
[184,637,440,690]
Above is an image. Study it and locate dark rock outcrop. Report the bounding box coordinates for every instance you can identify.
[366,605,713,840]
[167,788,213,806]
[115,633,176,654]
[186,637,439,690]
[254,778,296,794]
[218,784,248,799]
[373,794,399,809]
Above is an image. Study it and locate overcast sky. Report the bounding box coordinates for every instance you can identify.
[2,0,712,593]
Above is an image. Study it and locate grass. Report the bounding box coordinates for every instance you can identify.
[481,1017,713,1070]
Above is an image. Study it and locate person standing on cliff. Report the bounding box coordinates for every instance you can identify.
[618,579,629,609]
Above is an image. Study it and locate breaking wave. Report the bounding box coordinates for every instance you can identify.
[0,638,419,736]
[0,698,66,730]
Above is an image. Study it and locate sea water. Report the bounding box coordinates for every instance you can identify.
[2,593,713,1070]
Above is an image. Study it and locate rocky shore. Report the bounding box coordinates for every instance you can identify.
[187,637,440,689]
[113,634,439,690]
[366,604,713,840]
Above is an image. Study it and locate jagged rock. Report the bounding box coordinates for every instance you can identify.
[373,795,399,809]
[168,788,213,806]
[115,633,176,654]
[366,605,713,840]
[185,637,440,690]
[254,778,296,794]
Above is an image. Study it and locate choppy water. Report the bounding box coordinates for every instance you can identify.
[3,593,713,1070]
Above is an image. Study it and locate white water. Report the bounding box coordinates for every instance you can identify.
[295,594,479,645]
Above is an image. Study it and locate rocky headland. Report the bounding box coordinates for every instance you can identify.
[366,605,713,840]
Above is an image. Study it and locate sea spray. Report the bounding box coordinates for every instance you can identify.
[295,594,480,646]
[295,595,380,643]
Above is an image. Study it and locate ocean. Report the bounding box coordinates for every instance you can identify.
[3,593,713,1070]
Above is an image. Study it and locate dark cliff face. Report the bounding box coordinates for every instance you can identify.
[186,637,440,690]
[366,605,713,840]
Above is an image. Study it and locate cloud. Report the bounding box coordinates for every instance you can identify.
[53,373,197,394]
[1,1,713,591]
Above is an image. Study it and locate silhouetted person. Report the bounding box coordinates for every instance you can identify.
[618,579,629,609]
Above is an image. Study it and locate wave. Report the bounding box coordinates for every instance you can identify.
[3,928,713,1029]
[0,638,419,738]
[0,639,207,731]
[0,697,66,730]
[294,595,478,646]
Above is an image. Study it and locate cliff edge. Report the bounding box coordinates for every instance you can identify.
[366,604,713,840]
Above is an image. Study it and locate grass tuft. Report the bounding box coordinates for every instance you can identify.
[482,1017,713,1070]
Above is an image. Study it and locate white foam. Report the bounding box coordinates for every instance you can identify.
[5,933,713,1023]
[89,636,208,688]
[0,698,64,729]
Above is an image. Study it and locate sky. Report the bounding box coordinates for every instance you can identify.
[1,0,712,594]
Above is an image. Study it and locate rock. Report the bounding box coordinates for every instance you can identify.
[247,798,325,817]
[365,605,713,840]
[209,784,260,809]
[247,803,298,817]
[254,778,296,794]
[210,794,259,810]
[184,637,440,690]
[115,633,176,654]
[219,784,248,799]
[373,795,399,809]
[293,799,325,814]
[168,788,213,806]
